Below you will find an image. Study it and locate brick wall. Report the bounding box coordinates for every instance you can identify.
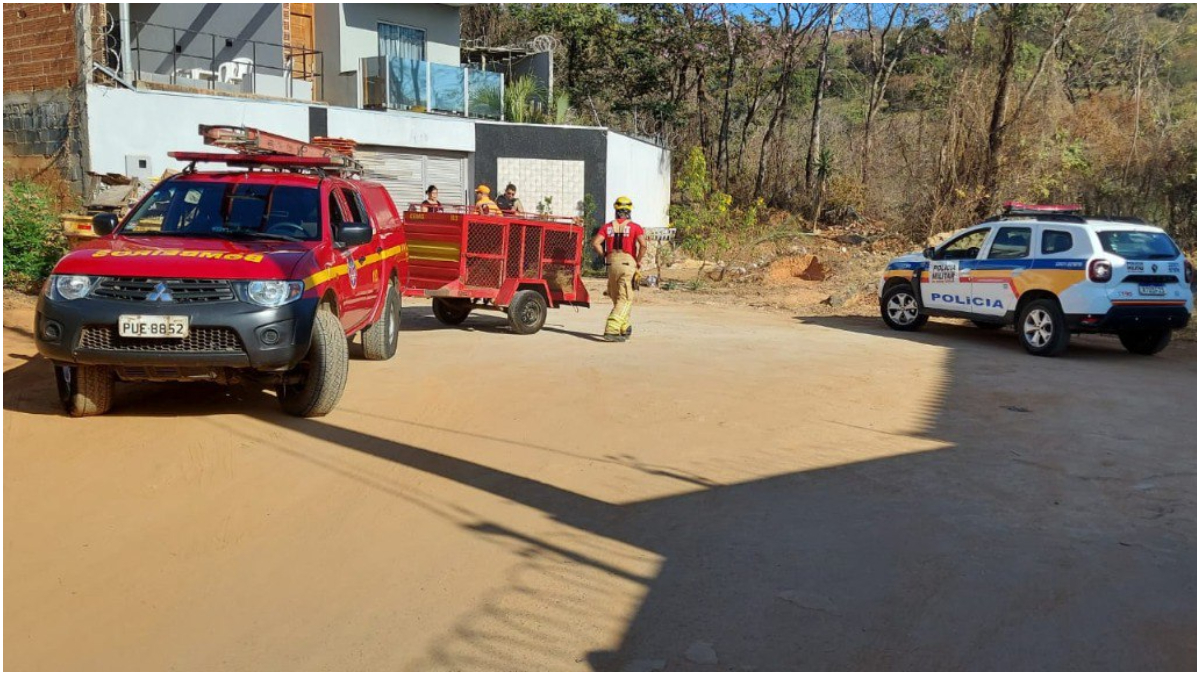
[3,3,78,93]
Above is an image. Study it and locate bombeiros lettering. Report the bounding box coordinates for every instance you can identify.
[91,250,264,262]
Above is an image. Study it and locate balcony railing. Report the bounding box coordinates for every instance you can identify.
[125,20,321,102]
[360,56,504,120]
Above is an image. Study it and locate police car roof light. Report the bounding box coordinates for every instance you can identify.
[1002,201,1083,215]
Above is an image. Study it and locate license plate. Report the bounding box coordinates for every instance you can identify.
[1138,285,1166,296]
[118,315,189,338]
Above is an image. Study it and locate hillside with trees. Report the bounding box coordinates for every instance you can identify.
[464,3,1197,250]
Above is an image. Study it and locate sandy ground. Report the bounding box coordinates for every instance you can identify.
[3,288,1195,671]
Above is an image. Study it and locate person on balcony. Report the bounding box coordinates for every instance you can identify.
[421,185,443,212]
[474,184,500,215]
[496,183,525,214]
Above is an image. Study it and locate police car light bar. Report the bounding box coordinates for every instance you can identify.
[1003,201,1083,215]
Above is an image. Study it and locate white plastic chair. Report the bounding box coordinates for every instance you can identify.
[217,57,253,84]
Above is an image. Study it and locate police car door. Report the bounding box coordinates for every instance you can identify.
[924,227,990,312]
[971,225,1033,318]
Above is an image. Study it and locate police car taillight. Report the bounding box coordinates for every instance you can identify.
[1088,259,1112,283]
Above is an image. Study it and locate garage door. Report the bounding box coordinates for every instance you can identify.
[356,146,468,210]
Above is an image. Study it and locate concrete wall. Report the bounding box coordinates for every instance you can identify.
[85,85,311,175]
[474,123,608,229]
[84,85,474,175]
[318,3,461,108]
[123,3,286,76]
[326,106,474,152]
[605,132,671,229]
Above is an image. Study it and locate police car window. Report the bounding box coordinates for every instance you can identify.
[987,227,1031,259]
[1097,230,1179,260]
[940,229,989,260]
[1042,230,1073,254]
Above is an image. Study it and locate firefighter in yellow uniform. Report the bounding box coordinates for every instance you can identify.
[591,196,647,342]
[474,184,501,215]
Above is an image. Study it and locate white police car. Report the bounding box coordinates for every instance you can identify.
[878,203,1194,356]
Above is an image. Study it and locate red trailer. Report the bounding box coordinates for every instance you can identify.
[401,205,590,334]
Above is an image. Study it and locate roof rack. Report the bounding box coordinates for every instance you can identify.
[169,124,363,176]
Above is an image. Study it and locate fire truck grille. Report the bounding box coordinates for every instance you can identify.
[79,326,246,353]
[92,278,237,303]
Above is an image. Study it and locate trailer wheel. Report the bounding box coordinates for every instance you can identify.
[56,364,114,417]
[507,290,547,335]
[361,280,400,360]
[432,298,472,325]
[278,306,349,417]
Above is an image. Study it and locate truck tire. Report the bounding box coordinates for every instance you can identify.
[1119,328,1171,355]
[1017,298,1071,357]
[507,289,547,335]
[361,281,400,361]
[278,306,349,417]
[880,284,928,331]
[56,364,114,417]
[432,298,472,325]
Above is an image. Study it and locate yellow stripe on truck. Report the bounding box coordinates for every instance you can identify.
[302,244,408,290]
[408,240,460,263]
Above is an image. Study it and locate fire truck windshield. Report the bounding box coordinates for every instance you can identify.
[120,181,322,242]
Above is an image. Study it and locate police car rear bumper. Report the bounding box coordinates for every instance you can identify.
[1068,306,1192,333]
[34,295,319,371]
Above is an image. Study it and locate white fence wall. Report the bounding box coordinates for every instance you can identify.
[85,86,476,176]
[604,131,671,229]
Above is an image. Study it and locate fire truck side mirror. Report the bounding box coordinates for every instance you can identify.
[93,213,119,236]
[334,222,372,248]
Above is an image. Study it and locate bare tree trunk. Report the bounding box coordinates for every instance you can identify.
[805,6,840,192]
[717,5,738,190]
[979,3,1082,218]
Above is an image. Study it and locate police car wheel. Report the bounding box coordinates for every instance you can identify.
[56,364,114,417]
[971,320,1005,330]
[361,281,400,361]
[881,285,927,331]
[1018,299,1070,357]
[507,290,547,335]
[1118,328,1171,356]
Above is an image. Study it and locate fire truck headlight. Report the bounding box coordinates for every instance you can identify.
[51,275,95,301]
[238,280,304,307]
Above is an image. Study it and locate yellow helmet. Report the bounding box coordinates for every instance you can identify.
[475,184,491,195]
[614,196,633,211]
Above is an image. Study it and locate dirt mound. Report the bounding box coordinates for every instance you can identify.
[766,254,827,284]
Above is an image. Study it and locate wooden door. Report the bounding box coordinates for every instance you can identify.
[289,3,315,79]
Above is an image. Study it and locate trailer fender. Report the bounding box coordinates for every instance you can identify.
[498,279,552,308]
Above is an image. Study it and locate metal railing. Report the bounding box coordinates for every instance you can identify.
[128,20,322,102]
[361,56,503,120]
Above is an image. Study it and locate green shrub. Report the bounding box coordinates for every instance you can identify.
[4,179,68,290]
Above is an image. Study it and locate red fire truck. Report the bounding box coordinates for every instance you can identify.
[402,205,590,334]
[35,126,408,417]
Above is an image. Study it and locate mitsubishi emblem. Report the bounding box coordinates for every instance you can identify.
[146,282,174,302]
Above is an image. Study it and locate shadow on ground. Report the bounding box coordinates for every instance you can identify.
[4,312,1194,670]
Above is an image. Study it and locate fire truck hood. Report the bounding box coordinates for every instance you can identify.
[53,236,317,280]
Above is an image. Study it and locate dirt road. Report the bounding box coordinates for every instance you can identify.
[4,291,1195,670]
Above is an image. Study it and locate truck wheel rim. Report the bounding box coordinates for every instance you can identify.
[520,302,540,325]
[887,292,918,325]
[1024,309,1053,347]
